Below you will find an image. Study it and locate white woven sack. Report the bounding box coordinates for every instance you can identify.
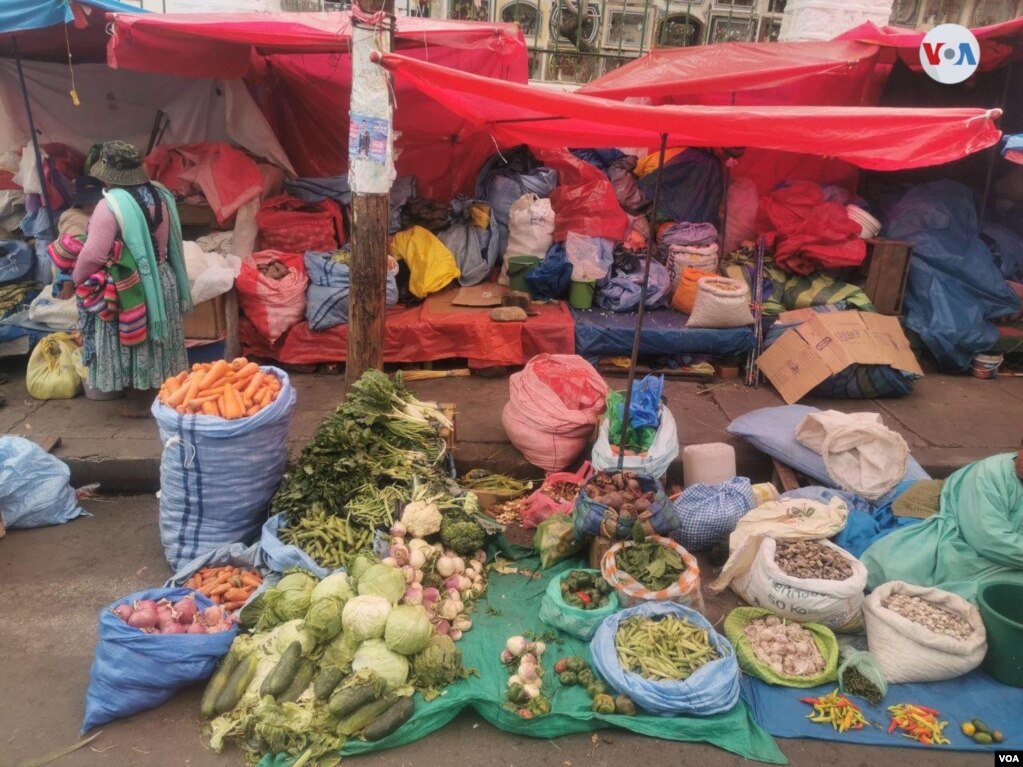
[505,193,555,259]
[728,536,867,632]
[686,277,754,329]
[863,581,987,683]
[666,246,718,290]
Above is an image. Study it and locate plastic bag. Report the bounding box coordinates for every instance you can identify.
[550,180,629,243]
[595,259,671,312]
[590,601,740,716]
[838,650,888,701]
[27,332,82,400]
[389,225,461,299]
[600,535,703,610]
[591,407,680,480]
[520,462,593,529]
[304,251,397,331]
[28,291,78,330]
[534,514,583,569]
[81,587,238,733]
[724,607,839,688]
[183,243,242,305]
[502,354,608,472]
[0,239,34,283]
[608,156,649,215]
[164,541,267,588]
[565,233,614,282]
[573,473,677,541]
[723,177,759,254]
[670,477,755,553]
[506,193,555,259]
[863,581,987,683]
[687,277,754,328]
[235,251,309,345]
[524,242,573,300]
[153,366,297,570]
[539,569,619,640]
[671,267,718,315]
[0,435,86,529]
[440,196,499,287]
[256,193,346,253]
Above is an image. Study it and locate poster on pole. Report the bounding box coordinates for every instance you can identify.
[349,115,389,166]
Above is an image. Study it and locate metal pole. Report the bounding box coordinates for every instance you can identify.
[11,37,56,241]
[616,133,668,469]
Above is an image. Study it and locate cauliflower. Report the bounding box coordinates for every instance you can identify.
[400,501,442,537]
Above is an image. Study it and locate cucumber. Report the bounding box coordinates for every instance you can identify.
[328,673,385,718]
[337,694,396,737]
[213,653,258,714]
[261,641,302,698]
[201,649,241,718]
[362,696,415,742]
[277,660,316,703]
[314,667,346,701]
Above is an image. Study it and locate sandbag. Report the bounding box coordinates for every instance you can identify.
[256,194,346,253]
[505,193,555,260]
[304,251,397,331]
[722,496,849,556]
[601,535,702,610]
[539,569,619,640]
[82,587,237,733]
[26,331,83,400]
[665,245,719,291]
[863,581,987,684]
[0,435,86,529]
[153,366,296,570]
[591,406,679,479]
[687,277,754,328]
[671,267,718,315]
[235,251,308,345]
[520,462,592,529]
[260,513,330,578]
[796,411,909,500]
[573,473,677,541]
[388,225,461,299]
[669,477,755,553]
[590,601,740,716]
[501,354,608,472]
[720,536,868,632]
[474,147,558,256]
[724,607,839,688]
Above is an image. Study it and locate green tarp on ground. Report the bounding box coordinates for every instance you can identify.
[260,553,786,766]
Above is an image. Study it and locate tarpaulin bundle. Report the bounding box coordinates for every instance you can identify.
[533,148,629,243]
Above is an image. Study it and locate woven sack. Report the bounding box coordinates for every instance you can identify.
[600,535,704,611]
[724,607,839,688]
[669,477,755,552]
[665,245,718,290]
[671,267,718,315]
[687,277,754,328]
[863,581,986,683]
[572,473,677,542]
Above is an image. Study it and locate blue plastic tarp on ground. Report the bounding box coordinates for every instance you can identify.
[742,670,1023,753]
[573,307,754,361]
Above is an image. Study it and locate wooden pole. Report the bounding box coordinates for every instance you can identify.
[346,0,396,388]
[11,38,57,241]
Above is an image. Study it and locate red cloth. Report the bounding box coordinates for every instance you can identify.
[758,182,865,275]
[255,194,345,253]
[145,143,263,226]
[534,148,629,242]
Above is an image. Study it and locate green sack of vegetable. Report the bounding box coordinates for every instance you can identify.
[534,514,583,569]
[539,569,619,641]
[723,607,839,688]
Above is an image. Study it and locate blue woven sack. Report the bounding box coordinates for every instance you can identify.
[153,367,297,570]
[573,472,677,541]
[82,587,237,732]
[260,513,331,578]
[670,477,755,552]
[590,601,740,716]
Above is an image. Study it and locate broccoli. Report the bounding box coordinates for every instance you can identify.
[440,516,485,555]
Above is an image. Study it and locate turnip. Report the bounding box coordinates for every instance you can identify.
[436,556,455,578]
[519,664,540,684]
[390,521,407,538]
[501,650,515,664]
[474,550,487,564]
[135,599,158,613]
[162,622,187,635]
[532,641,547,657]
[522,683,542,699]
[113,604,133,622]
[409,548,427,570]
[508,674,525,687]
[156,605,173,624]
[446,587,461,601]
[186,623,208,634]
[452,557,466,574]
[391,544,410,566]
[382,556,398,568]
[438,599,461,621]
[457,575,472,593]
[443,576,461,592]
[472,581,486,596]
[402,565,416,584]
[127,609,158,630]
[435,620,451,636]
[403,583,424,606]
[203,605,223,627]
[413,569,424,584]
[422,587,441,606]
[453,617,472,632]
[450,629,463,641]
[408,537,431,551]
[505,636,528,657]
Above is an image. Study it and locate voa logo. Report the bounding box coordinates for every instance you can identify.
[920,23,981,84]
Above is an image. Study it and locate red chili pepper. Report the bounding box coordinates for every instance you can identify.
[888,721,897,734]
[576,591,592,605]
[800,698,819,705]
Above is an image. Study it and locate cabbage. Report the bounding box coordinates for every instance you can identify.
[412,634,463,691]
[260,571,317,628]
[306,598,343,642]
[349,554,378,581]
[341,595,392,641]
[311,572,354,604]
[352,639,410,690]
[321,631,360,674]
[271,619,317,656]
[357,563,407,604]
[384,605,433,655]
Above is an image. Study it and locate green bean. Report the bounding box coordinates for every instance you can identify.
[614,616,720,682]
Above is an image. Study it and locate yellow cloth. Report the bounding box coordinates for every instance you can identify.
[470,202,491,230]
[635,147,686,177]
[388,226,461,299]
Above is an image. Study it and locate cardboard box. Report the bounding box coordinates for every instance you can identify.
[758,311,923,404]
[183,294,226,340]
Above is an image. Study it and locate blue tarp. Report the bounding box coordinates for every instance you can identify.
[573,307,754,361]
[0,0,142,36]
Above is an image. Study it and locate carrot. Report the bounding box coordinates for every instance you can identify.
[257,388,273,408]
[164,380,192,408]
[230,362,260,384]
[198,583,216,596]
[197,359,231,390]
[223,385,244,420]
[210,583,232,596]
[201,401,218,416]
[224,588,250,603]
[243,372,266,399]
[164,376,183,395]
[230,358,248,371]
[240,572,263,588]
[221,600,245,612]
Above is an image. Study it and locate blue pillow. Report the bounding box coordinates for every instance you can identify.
[727,405,930,488]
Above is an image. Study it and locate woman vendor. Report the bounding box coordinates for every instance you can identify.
[861,444,1023,602]
[73,141,192,416]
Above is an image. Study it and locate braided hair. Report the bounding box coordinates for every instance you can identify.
[123,183,164,258]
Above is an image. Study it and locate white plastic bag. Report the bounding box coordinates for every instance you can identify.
[28,291,78,330]
[505,193,555,259]
[590,405,679,478]
[796,411,909,500]
[183,242,242,305]
[863,581,987,683]
[565,232,613,282]
[722,536,868,632]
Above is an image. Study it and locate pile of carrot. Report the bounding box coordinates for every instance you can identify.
[158,357,281,418]
[183,565,263,611]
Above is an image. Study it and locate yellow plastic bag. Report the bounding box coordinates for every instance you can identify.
[389,225,461,299]
[27,332,83,400]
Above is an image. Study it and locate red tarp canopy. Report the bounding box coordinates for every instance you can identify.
[378,52,1001,171]
[105,12,528,198]
[580,40,883,106]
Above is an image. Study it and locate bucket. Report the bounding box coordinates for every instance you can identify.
[971,353,1003,380]
[682,442,737,487]
[979,580,1023,687]
[568,280,596,310]
[507,255,540,294]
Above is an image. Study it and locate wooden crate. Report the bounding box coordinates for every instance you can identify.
[862,239,912,316]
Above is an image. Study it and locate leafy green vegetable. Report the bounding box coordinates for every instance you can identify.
[352,639,411,690]
[312,572,354,604]
[320,631,360,675]
[616,540,685,591]
[341,595,392,642]
[259,571,317,630]
[384,605,433,655]
[411,635,463,697]
[357,564,407,604]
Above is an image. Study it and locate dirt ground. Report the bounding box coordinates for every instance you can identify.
[0,496,992,767]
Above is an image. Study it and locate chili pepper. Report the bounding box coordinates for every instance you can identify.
[577,591,592,606]
[801,689,867,734]
[887,704,950,746]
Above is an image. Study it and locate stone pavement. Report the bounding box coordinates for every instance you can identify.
[1,356,1020,492]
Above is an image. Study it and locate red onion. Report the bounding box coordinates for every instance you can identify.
[207,621,233,634]
[202,606,223,627]
[134,599,158,613]
[186,623,208,634]
[161,622,187,635]
[127,609,158,630]
[173,596,197,625]
[112,604,133,622]
[435,620,451,636]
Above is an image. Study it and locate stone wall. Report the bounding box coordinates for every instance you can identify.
[778,0,895,41]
